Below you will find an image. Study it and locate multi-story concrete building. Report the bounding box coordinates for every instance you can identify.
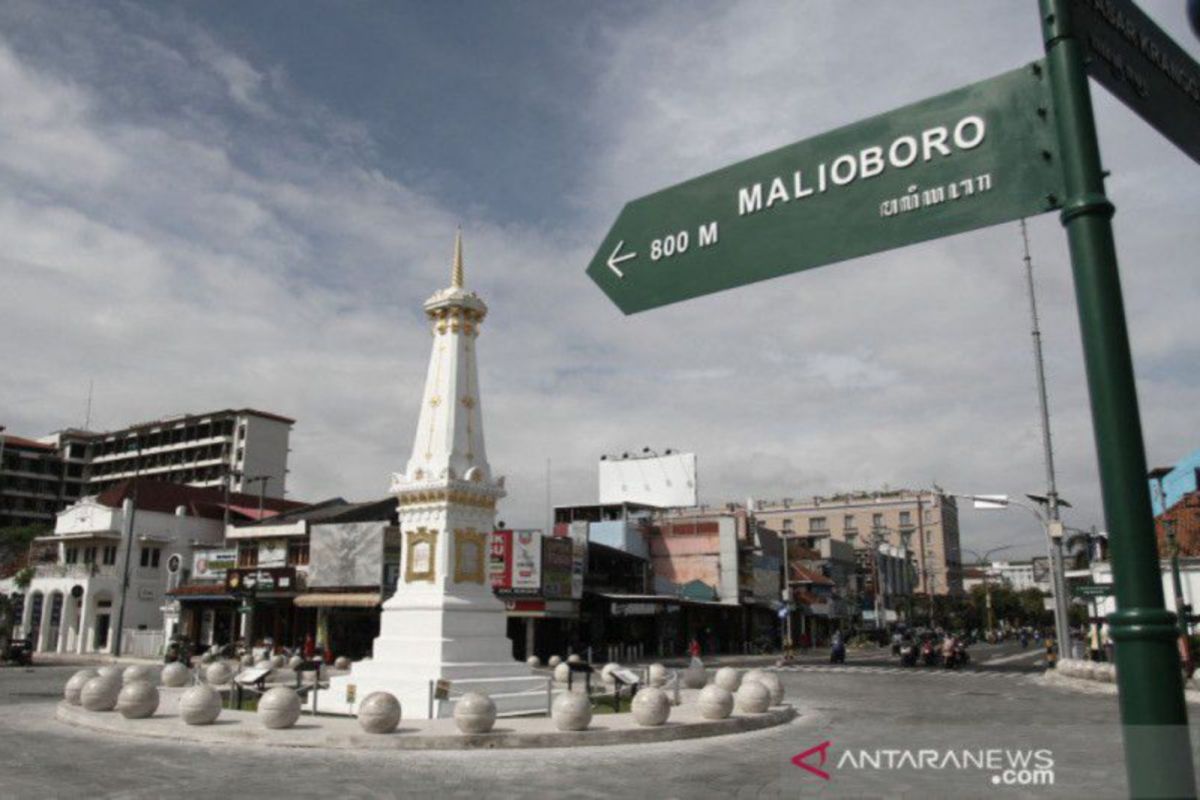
[752,489,963,596]
[988,559,1052,593]
[0,409,293,528]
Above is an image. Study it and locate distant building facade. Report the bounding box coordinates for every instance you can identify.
[751,489,963,596]
[0,408,293,528]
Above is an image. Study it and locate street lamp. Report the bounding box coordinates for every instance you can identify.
[952,492,1072,659]
[962,545,1013,640]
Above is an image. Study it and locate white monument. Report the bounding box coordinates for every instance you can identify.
[328,233,543,718]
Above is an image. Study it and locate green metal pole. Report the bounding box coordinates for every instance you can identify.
[1039,1,1195,796]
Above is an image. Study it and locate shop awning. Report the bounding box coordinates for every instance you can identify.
[293,592,381,608]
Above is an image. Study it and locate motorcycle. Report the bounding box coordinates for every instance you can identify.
[921,640,940,667]
[955,641,970,666]
[899,643,918,667]
[830,641,846,664]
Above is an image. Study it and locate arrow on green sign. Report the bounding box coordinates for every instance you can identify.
[588,61,1066,314]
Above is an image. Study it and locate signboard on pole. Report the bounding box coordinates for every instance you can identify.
[489,530,513,590]
[1070,0,1200,165]
[568,521,588,600]
[587,62,1064,314]
[541,536,573,600]
[512,530,543,592]
[1073,582,1116,598]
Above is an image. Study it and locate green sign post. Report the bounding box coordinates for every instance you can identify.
[1040,1,1193,795]
[588,2,1195,792]
[587,63,1064,314]
[1072,583,1116,599]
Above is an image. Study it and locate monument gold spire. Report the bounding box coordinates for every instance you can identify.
[451,228,464,289]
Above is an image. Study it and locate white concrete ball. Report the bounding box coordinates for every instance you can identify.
[288,655,303,670]
[65,669,98,705]
[80,676,121,712]
[750,671,784,705]
[631,687,671,726]
[205,662,234,686]
[161,662,191,688]
[547,655,562,668]
[240,654,255,668]
[553,662,571,684]
[743,668,768,687]
[600,662,620,685]
[258,686,301,729]
[269,654,286,669]
[117,680,160,719]
[735,679,771,714]
[357,691,402,734]
[567,654,582,664]
[334,656,351,670]
[96,665,122,680]
[697,684,734,720]
[648,663,668,688]
[454,692,497,734]
[179,684,222,725]
[526,656,541,669]
[552,691,592,731]
[713,667,741,693]
[122,664,154,684]
[683,663,707,689]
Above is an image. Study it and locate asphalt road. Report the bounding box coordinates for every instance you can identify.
[1,643,1195,799]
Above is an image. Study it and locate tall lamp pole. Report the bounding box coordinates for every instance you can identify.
[112,437,141,657]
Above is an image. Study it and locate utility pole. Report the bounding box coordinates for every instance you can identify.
[112,437,141,657]
[244,475,270,518]
[1019,218,1071,661]
[1039,1,1193,793]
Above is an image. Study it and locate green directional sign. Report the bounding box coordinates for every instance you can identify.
[1072,582,1116,598]
[588,61,1065,314]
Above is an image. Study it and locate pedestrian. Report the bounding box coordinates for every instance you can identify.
[688,637,701,658]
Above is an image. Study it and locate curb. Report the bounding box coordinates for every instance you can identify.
[55,701,797,751]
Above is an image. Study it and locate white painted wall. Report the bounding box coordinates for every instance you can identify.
[237,413,291,499]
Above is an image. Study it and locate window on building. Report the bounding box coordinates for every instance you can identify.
[238,542,258,568]
[64,547,79,564]
[287,541,310,566]
[82,546,97,564]
[140,547,161,568]
[899,511,912,527]
[809,517,827,532]
[782,519,794,533]
[844,514,855,530]
[102,546,117,565]
[872,513,883,530]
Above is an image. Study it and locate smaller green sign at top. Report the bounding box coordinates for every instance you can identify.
[588,61,1065,315]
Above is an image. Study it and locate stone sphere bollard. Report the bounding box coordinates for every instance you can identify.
[713,667,741,693]
[161,662,191,688]
[269,654,286,669]
[334,656,351,670]
[683,662,707,689]
[179,684,222,725]
[65,669,98,705]
[553,662,571,684]
[80,676,121,712]
[122,664,154,685]
[288,655,304,670]
[648,663,668,688]
[548,655,562,668]
[735,680,771,714]
[117,680,160,719]
[743,668,768,687]
[697,685,734,720]
[240,654,255,668]
[97,665,122,680]
[552,691,592,731]
[600,662,620,687]
[567,653,582,664]
[357,692,402,734]
[258,687,301,729]
[631,687,671,726]
[750,672,784,705]
[526,656,541,669]
[454,692,497,734]
[205,661,234,686]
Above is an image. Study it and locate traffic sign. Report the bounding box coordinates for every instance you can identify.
[1070,0,1200,165]
[1072,582,1116,598]
[588,61,1064,314]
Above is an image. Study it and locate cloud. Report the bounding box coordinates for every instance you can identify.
[1,0,1197,564]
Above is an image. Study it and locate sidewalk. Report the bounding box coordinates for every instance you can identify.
[23,652,161,668]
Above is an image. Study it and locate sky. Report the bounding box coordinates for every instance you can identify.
[1,0,1197,561]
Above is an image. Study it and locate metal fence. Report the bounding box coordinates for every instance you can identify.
[120,629,165,658]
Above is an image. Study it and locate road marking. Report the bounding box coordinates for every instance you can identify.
[983,650,1045,665]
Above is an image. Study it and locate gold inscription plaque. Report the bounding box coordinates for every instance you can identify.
[453,528,487,584]
[405,528,438,583]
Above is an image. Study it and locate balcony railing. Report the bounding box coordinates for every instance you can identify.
[33,563,119,579]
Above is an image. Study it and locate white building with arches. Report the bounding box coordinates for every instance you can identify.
[8,478,297,656]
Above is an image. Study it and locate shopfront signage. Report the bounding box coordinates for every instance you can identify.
[588,62,1062,314]
[611,602,659,617]
[541,536,573,600]
[193,549,237,580]
[512,530,542,592]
